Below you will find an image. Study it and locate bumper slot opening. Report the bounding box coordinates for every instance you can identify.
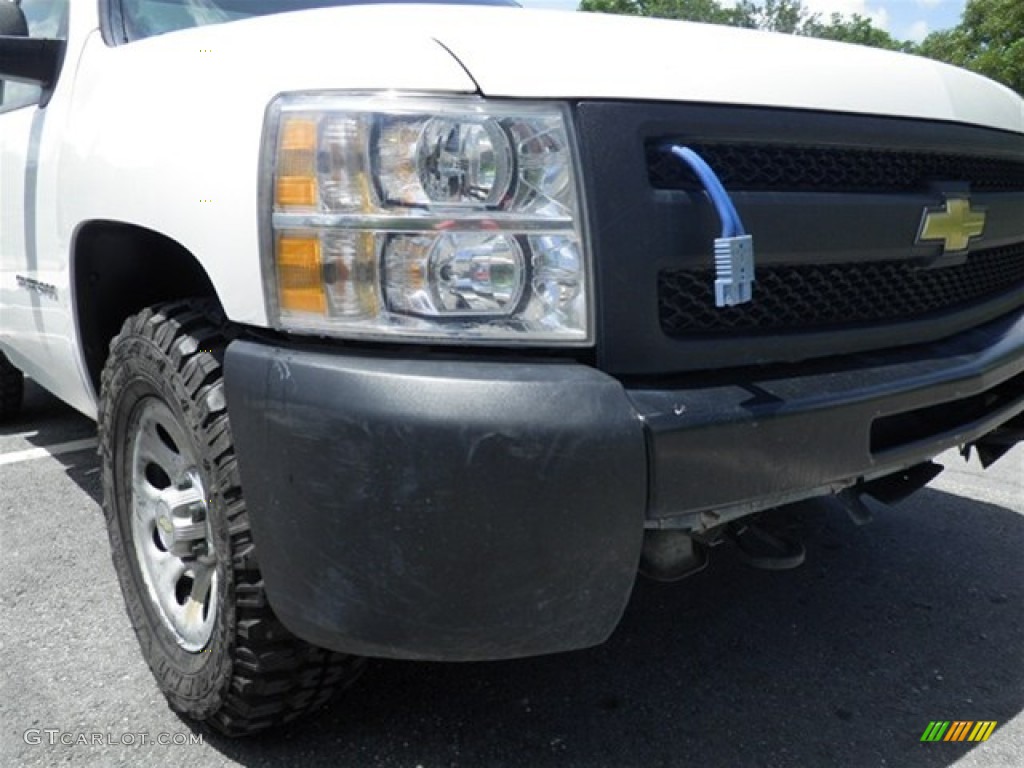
[870,371,1024,454]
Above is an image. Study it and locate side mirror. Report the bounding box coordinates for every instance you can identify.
[0,2,65,107]
[0,2,28,37]
[0,0,26,102]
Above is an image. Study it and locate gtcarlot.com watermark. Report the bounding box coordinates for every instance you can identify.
[24,729,203,747]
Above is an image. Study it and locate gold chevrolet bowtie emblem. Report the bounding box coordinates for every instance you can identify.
[917,198,986,253]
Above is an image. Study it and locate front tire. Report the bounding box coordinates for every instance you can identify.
[99,301,363,736]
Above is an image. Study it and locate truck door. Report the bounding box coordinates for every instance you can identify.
[0,0,84,410]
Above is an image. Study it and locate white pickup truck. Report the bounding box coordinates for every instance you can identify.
[2,0,1023,737]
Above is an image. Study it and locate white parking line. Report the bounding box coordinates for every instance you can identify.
[0,437,98,467]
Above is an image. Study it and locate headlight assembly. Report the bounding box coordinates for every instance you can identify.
[261,93,591,345]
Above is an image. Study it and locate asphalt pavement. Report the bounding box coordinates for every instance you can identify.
[1,379,1021,768]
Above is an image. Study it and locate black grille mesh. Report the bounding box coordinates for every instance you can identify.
[659,245,1024,336]
[647,144,1024,193]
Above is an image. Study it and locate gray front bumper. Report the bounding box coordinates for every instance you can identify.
[223,307,1024,661]
[224,344,647,661]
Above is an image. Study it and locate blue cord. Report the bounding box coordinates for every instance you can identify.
[668,146,746,238]
[666,144,755,307]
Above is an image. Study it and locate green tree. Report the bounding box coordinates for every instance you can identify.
[579,0,847,38]
[806,13,908,52]
[733,0,812,34]
[918,0,1023,94]
[578,0,1023,94]
[576,0,739,25]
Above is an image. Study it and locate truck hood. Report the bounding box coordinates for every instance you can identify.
[232,4,1023,133]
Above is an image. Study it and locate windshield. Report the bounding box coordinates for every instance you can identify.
[118,0,519,42]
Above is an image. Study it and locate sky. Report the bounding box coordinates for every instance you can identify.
[516,0,970,44]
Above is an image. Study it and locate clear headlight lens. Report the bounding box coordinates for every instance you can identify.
[261,94,590,345]
[379,117,514,207]
[384,233,525,316]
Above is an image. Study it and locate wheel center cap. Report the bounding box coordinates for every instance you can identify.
[153,486,208,557]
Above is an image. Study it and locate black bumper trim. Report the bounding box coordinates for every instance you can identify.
[630,308,1024,520]
[224,346,647,661]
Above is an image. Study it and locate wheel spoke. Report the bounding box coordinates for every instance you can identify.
[182,565,216,634]
[152,554,187,606]
[137,419,188,488]
[189,563,215,604]
[131,473,161,524]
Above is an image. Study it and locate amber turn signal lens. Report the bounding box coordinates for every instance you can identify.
[276,176,317,207]
[277,235,326,314]
[275,118,318,208]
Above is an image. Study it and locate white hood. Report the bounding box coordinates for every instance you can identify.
[245,4,1024,133]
